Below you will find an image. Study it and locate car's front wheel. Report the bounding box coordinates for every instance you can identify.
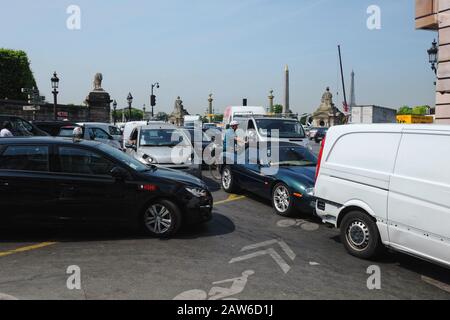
[340,211,384,259]
[221,166,238,193]
[272,183,295,217]
[141,200,182,237]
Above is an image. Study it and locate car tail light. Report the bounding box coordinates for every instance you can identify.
[315,136,326,181]
[140,184,158,192]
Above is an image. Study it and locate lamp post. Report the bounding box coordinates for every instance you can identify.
[127,92,133,122]
[151,82,160,118]
[268,90,274,114]
[428,39,438,76]
[143,104,146,121]
[51,72,59,121]
[208,93,214,123]
[112,100,117,125]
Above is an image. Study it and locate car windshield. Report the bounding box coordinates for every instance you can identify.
[59,127,77,137]
[98,144,150,172]
[270,146,317,167]
[139,129,190,147]
[255,119,306,138]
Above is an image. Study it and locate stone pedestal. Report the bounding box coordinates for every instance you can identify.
[85,91,112,123]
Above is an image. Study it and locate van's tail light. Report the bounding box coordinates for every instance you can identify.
[315,136,326,181]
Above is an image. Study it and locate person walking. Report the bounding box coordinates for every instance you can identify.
[0,121,13,138]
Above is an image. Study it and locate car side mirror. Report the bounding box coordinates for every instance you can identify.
[110,167,128,180]
[125,143,137,151]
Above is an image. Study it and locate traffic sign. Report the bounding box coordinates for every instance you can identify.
[23,106,40,111]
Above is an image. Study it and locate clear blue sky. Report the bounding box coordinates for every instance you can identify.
[0,0,437,115]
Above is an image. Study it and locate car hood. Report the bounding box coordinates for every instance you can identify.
[146,166,206,188]
[138,145,193,164]
[276,166,316,187]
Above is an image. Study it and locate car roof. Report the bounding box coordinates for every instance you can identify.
[140,124,178,130]
[329,123,450,134]
[0,136,102,147]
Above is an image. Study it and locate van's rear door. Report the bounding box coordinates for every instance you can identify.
[388,130,450,267]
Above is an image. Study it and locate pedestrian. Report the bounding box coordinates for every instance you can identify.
[0,121,13,138]
[73,126,83,139]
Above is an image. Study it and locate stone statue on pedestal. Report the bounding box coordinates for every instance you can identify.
[93,73,104,91]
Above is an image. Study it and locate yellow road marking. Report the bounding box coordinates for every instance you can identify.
[214,194,246,206]
[0,242,57,258]
[422,275,450,293]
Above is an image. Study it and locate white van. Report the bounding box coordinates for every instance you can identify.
[314,124,450,268]
[235,116,309,148]
[223,106,266,125]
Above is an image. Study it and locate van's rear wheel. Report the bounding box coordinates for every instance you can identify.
[340,211,383,259]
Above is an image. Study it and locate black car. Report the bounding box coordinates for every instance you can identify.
[0,137,213,237]
[0,115,48,137]
[33,121,78,136]
[314,128,328,143]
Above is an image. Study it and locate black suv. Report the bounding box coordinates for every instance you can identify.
[0,115,48,137]
[0,137,213,237]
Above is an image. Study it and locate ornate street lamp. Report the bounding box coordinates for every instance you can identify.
[127,92,133,121]
[112,100,117,125]
[51,72,60,121]
[428,39,438,75]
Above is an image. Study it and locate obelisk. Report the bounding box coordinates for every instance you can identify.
[283,65,290,114]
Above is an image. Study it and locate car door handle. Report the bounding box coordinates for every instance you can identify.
[0,180,9,186]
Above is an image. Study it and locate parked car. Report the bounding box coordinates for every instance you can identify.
[125,123,202,178]
[307,127,320,140]
[221,143,317,216]
[0,115,48,137]
[314,124,450,268]
[182,127,217,165]
[77,122,123,145]
[235,116,309,148]
[0,137,212,237]
[33,120,78,136]
[58,124,122,150]
[314,127,328,143]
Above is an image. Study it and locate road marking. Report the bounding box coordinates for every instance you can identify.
[421,275,450,293]
[277,219,320,231]
[214,194,246,206]
[174,270,254,300]
[230,239,296,274]
[0,293,18,300]
[0,242,57,258]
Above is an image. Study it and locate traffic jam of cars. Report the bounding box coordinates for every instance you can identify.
[0,109,449,300]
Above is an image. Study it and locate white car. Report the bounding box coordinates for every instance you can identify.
[314,124,450,268]
[125,123,202,178]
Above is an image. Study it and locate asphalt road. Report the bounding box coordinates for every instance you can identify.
[0,141,449,300]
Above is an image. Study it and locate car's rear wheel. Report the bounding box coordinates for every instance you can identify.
[221,166,238,193]
[272,183,295,217]
[142,200,181,237]
[340,211,383,259]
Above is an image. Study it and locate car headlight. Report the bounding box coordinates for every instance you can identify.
[186,187,208,198]
[142,154,156,164]
[305,187,315,196]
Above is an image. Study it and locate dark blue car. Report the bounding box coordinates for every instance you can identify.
[221,143,317,216]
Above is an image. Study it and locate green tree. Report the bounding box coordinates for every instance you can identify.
[155,112,169,122]
[113,108,143,121]
[411,105,430,116]
[0,48,37,100]
[272,104,283,114]
[397,106,413,115]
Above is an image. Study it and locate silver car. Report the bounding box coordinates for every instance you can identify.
[125,123,202,178]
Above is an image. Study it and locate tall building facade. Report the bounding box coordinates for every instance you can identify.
[416,0,450,124]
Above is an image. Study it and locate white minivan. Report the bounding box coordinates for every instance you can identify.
[314,124,450,268]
